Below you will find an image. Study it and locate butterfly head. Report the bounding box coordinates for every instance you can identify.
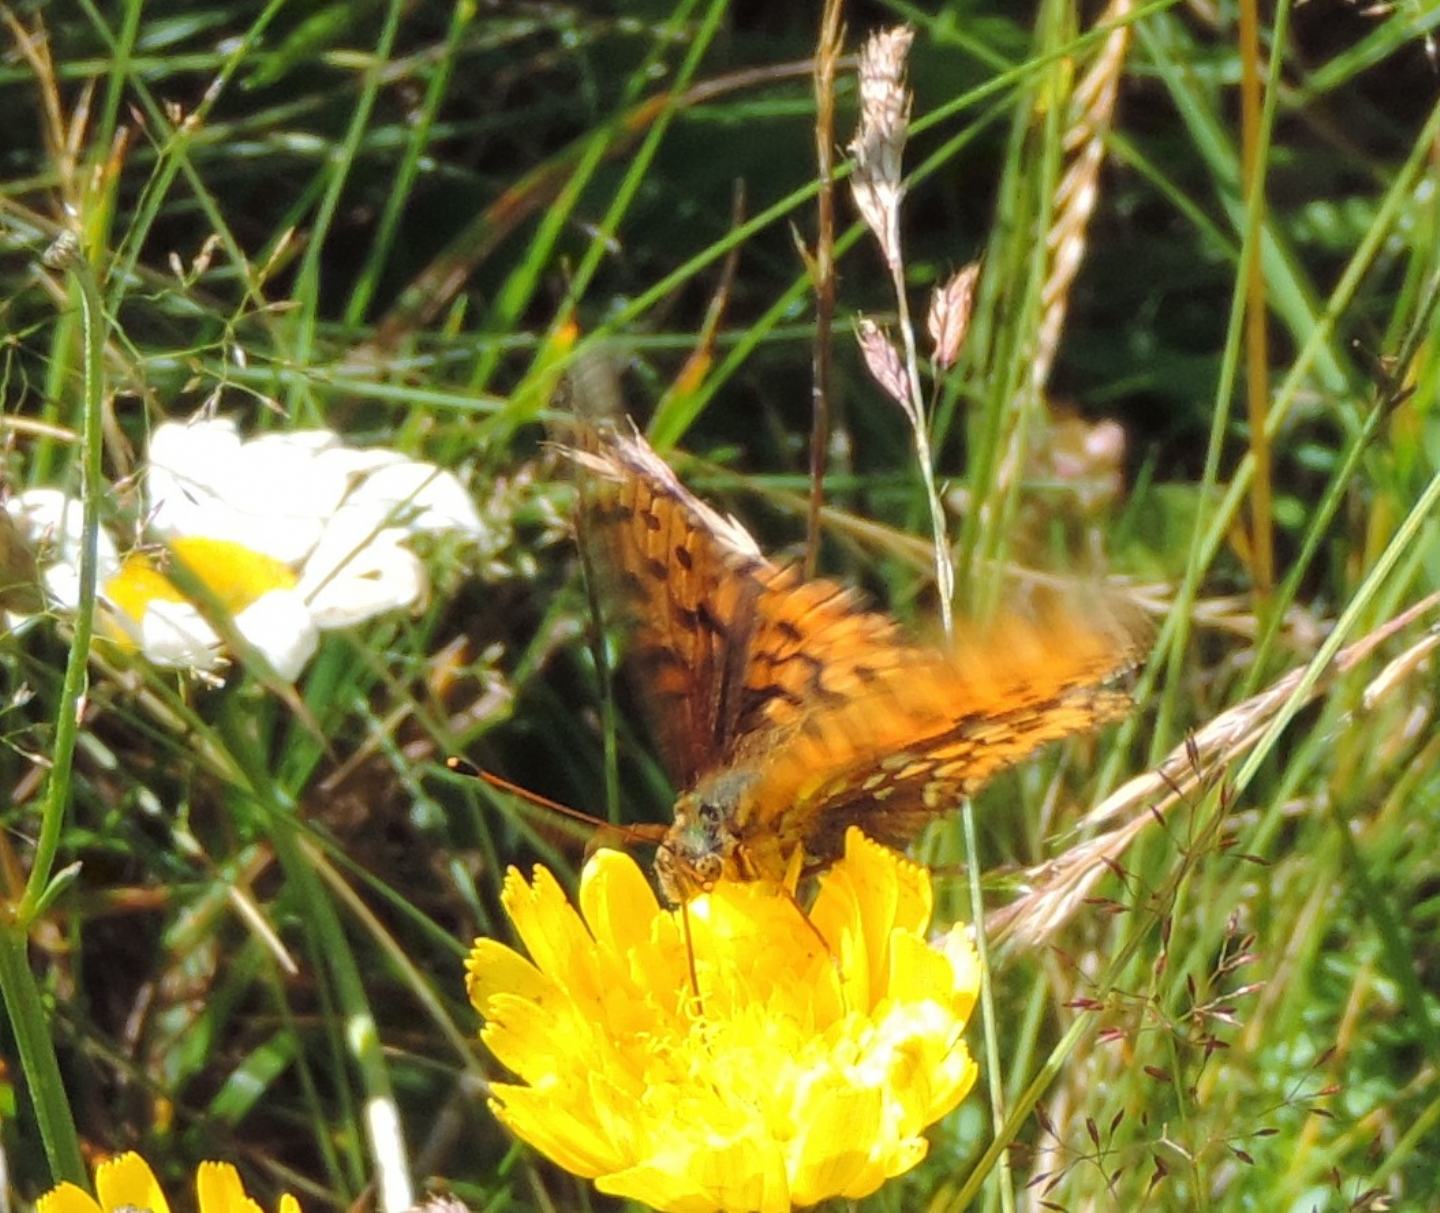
[656,767,761,902]
[656,793,732,903]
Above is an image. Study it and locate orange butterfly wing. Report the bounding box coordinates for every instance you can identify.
[572,424,1144,890]
[570,423,769,789]
[727,594,1139,873]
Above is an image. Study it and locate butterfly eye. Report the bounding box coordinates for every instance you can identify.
[694,854,723,889]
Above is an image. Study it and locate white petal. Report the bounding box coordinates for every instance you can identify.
[147,420,339,563]
[42,564,84,611]
[8,488,119,570]
[8,490,119,613]
[146,417,242,471]
[248,429,341,456]
[146,418,245,538]
[138,598,223,670]
[340,459,484,535]
[234,589,319,681]
[142,421,479,576]
[7,488,78,544]
[316,445,407,480]
[298,527,425,628]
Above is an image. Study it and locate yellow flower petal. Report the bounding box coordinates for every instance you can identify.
[480,991,598,1081]
[469,826,980,1211]
[492,1085,630,1178]
[578,848,662,959]
[465,936,554,1013]
[600,1136,791,1213]
[500,864,605,1010]
[96,1152,170,1213]
[195,1162,263,1213]
[35,1183,102,1213]
[809,829,933,1010]
[37,1153,299,1213]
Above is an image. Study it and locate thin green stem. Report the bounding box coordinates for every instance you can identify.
[286,0,406,419]
[891,250,955,636]
[267,816,415,1211]
[221,695,413,1213]
[0,232,107,1187]
[0,935,84,1185]
[945,908,1164,1210]
[1231,467,1440,798]
[344,0,474,326]
[20,238,105,919]
[961,799,1014,1213]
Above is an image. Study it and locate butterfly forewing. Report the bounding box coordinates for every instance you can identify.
[572,424,766,788]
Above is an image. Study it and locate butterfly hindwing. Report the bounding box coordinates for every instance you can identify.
[736,605,1141,867]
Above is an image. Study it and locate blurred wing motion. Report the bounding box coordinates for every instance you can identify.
[569,421,770,791]
[570,421,1145,891]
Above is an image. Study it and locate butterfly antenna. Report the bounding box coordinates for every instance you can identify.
[444,758,666,846]
[678,893,705,1016]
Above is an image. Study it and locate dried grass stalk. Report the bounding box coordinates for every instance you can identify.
[1030,0,1135,394]
[848,25,955,633]
[990,590,1440,948]
[927,261,982,370]
[856,317,909,410]
[848,26,913,271]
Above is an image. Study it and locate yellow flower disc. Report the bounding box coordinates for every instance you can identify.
[105,536,298,628]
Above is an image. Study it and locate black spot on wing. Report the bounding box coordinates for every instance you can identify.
[696,601,730,639]
[776,618,803,643]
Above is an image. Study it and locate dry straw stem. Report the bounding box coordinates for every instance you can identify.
[990,591,1440,948]
[927,261,981,371]
[1029,0,1134,395]
[805,0,845,579]
[977,0,1133,546]
[849,26,955,634]
[855,316,909,411]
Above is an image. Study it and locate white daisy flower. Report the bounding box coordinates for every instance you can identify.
[9,418,484,680]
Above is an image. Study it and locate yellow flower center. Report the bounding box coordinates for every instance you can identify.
[105,536,297,627]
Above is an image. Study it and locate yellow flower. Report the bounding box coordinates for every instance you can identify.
[37,1153,299,1213]
[467,827,980,1213]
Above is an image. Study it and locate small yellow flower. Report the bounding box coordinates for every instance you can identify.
[467,827,980,1213]
[37,1152,299,1213]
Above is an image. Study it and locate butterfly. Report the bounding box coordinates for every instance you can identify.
[569,421,1144,902]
